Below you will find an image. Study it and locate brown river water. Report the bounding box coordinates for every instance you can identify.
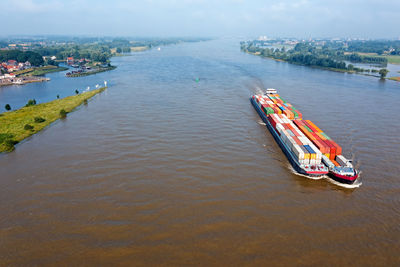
[0,38,399,266]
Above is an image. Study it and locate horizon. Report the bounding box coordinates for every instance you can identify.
[1,0,400,39]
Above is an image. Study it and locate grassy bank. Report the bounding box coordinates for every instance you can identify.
[14,65,68,77]
[388,76,400,82]
[0,87,106,152]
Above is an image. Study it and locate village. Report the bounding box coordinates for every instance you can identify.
[0,59,51,86]
[65,56,115,77]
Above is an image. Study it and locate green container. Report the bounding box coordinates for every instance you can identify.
[292,110,299,119]
[321,132,331,140]
[304,125,313,132]
[266,107,274,114]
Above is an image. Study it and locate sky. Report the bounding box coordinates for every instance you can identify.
[1,0,399,38]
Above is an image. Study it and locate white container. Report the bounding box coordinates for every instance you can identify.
[336,155,348,166]
[322,155,335,169]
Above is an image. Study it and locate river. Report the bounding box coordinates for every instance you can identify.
[0,38,399,266]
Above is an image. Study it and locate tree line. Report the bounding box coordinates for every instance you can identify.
[0,50,44,66]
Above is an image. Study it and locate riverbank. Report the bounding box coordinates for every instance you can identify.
[244,50,384,78]
[66,66,116,77]
[0,86,106,152]
[388,76,400,82]
[0,76,50,87]
[15,65,68,77]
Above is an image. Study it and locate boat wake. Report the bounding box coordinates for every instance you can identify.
[326,177,362,189]
[258,120,266,125]
[288,164,324,180]
[288,164,362,188]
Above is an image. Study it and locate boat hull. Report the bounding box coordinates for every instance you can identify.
[250,97,327,177]
[328,171,358,184]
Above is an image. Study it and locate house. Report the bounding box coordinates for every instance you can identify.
[7,60,17,66]
[4,73,15,78]
[67,57,74,64]
[6,65,18,72]
[25,61,31,68]
[50,56,57,60]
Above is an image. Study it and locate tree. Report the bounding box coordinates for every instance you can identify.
[347,64,354,71]
[59,109,67,118]
[116,47,122,53]
[379,68,389,78]
[25,99,37,107]
[75,89,79,95]
[5,104,11,111]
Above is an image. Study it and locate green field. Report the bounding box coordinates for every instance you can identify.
[0,87,106,152]
[14,65,68,77]
[385,55,400,64]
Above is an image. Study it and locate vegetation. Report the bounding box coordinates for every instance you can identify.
[27,66,68,76]
[5,104,11,111]
[24,124,34,131]
[59,109,67,118]
[345,40,400,55]
[379,69,389,78]
[34,116,46,123]
[25,99,37,107]
[0,87,106,152]
[241,39,400,75]
[12,65,68,77]
[0,50,44,66]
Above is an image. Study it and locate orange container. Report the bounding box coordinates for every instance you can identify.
[316,132,327,140]
[303,120,318,133]
[305,120,323,132]
[325,140,336,160]
[300,126,316,140]
[312,139,328,154]
[331,159,340,167]
[329,140,342,155]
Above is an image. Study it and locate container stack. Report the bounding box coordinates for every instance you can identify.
[268,113,322,165]
[253,94,302,119]
[265,94,303,120]
[293,119,343,166]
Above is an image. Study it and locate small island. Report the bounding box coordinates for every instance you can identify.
[0,86,107,152]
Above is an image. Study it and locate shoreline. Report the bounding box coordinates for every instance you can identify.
[0,86,107,152]
[244,51,386,79]
[66,66,116,77]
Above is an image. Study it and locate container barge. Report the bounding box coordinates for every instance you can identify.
[251,88,358,184]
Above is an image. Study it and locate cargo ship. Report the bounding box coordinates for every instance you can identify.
[251,88,359,184]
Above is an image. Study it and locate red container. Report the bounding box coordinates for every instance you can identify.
[329,140,342,155]
[325,140,337,160]
[294,119,304,128]
[311,139,328,154]
[303,120,318,133]
[292,135,303,146]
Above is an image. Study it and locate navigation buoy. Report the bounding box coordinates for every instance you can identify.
[195,78,199,83]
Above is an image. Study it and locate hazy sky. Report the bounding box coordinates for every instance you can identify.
[2,0,399,38]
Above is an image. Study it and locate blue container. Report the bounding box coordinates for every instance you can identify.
[304,145,315,154]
